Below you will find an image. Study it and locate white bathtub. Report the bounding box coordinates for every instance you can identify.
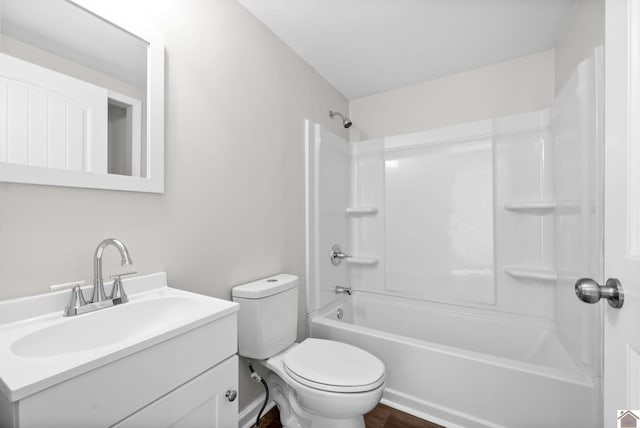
[310,292,598,428]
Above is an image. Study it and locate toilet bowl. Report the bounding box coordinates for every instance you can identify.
[232,274,385,428]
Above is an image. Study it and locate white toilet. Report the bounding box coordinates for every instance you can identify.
[232,274,386,428]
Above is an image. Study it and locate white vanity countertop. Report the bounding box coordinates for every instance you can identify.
[0,272,238,401]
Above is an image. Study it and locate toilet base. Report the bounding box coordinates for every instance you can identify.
[264,372,369,428]
[252,342,384,428]
[306,416,365,428]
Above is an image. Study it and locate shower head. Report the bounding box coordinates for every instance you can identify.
[329,110,352,128]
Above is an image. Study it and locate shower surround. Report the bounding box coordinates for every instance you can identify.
[306,50,602,428]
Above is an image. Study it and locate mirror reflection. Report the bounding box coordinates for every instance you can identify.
[0,0,148,177]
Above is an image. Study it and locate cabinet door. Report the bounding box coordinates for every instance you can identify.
[113,355,238,428]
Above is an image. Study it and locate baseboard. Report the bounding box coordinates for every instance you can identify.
[238,396,276,428]
[382,388,504,428]
[381,388,506,428]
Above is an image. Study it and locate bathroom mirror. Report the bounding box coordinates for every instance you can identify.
[0,0,164,192]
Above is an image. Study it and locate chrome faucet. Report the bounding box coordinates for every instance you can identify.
[335,286,352,295]
[49,238,136,317]
[92,238,133,303]
[330,245,352,266]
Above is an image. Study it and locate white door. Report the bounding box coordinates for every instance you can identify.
[603,0,640,426]
[0,53,108,172]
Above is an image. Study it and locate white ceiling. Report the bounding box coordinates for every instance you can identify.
[237,0,576,99]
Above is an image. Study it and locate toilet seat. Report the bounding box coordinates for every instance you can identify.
[283,338,385,393]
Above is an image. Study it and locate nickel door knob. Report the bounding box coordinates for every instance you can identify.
[575,277,624,308]
[225,390,238,402]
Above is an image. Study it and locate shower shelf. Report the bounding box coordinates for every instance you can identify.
[556,200,582,214]
[346,256,379,265]
[346,207,379,215]
[503,201,556,214]
[503,266,557,282]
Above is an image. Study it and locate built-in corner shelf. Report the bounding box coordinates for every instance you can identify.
[503,265,557,282]
[346,256,379,266]
[556,200,582,214]
[346,207,379,216]
[503,201,556,214]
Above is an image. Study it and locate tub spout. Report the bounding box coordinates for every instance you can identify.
[335,286,352,295]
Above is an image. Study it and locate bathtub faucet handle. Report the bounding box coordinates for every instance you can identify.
[330,245,352,266]
[335,286,352,295]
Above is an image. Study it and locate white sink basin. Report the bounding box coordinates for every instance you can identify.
[11,296,203,358]
[0,272,238,401]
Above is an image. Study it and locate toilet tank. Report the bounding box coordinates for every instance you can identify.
[232,274,299,360]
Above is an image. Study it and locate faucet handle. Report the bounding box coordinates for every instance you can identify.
[330,245,352,266]
[49,280,86,291]
[109,272,136,303]
[49,281,88,317]
[65,285,88,316]
[109,271,138,280]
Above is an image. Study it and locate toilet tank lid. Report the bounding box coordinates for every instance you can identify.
[232,274,299,299]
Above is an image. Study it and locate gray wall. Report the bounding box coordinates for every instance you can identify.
[554,0,604,94]
[0,0,347,412]
[349,50,554,140]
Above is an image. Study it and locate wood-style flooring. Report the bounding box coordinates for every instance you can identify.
[256,403,444,428]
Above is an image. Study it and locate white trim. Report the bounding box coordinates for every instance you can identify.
[383,109,550,152]
[0,162,157,192]
[626,0,640,258]
[381,389,501,428]
[304,119,313,328]
[238,397,276,428]
[384,119,491,150]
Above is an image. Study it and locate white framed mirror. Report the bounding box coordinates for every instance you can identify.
[0,0,164,193]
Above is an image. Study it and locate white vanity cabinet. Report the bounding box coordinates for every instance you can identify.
[0,274,240,428]
[113,355,238,428]
[2,313,238,428]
